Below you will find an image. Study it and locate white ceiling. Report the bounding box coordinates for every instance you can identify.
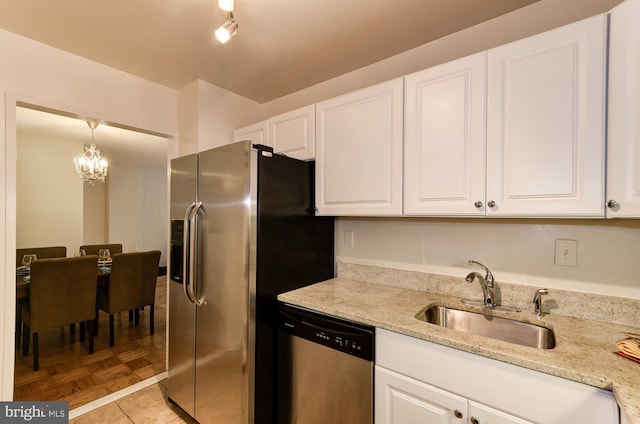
[0,0,539,104]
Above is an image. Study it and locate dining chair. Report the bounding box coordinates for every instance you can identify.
[15,246,68,349]
[21,255,99,371]
[96,250,161,347]
[79,243,123,256]
[16,246,66,267]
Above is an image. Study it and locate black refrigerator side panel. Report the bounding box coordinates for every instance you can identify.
[254,151,335,424]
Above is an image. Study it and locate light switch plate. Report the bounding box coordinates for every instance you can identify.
[344,230,354,247]
[554,239,577,267]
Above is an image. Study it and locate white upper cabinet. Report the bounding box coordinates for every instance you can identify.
[234,120,270,147]
[607,0,640,218]
[404,52,487,216]
[315,78,404,216]
[234,106,315,160]
[269,105,315,160]
[486,15,607,217]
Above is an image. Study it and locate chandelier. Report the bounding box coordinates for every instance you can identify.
[74,120,108,184]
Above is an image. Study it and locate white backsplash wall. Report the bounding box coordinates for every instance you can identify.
[335,217,640,299]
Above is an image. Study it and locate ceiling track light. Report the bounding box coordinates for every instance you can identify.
[218,0,234,12]
[215,12,238,44]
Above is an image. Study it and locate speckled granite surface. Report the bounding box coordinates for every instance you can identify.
[278,264,640,424]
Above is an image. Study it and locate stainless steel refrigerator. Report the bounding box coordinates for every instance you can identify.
[167,140,334,424]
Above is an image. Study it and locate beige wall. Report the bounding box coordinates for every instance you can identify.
[83,181,107,246]
[0,26,177,398]
[108,166,145,253]
[108,165,168,265]
[336,218,640,299]
[178,79,261,153]
[16,134,84,253]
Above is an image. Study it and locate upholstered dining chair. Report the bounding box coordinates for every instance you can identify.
[96,250,161,347]
[79,243,123,256]
[16,246,66,267]
[21,255,99,371]
[15,246,68,348]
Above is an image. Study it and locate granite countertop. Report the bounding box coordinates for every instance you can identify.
[278,277,640,424]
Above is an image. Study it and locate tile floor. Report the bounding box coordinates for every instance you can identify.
[70,379,196,423]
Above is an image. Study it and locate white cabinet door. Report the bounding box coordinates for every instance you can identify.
[269,105,315,160]
[607,0,640,217]
[315,78,403,216]
[234,120,270,147]
[376,329,619,424]
[404,52,487,216]
[375,366,467,424]
[469,401,534,424]
[486,15,606,217]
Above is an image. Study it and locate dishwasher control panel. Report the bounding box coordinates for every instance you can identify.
[279,303,374,361]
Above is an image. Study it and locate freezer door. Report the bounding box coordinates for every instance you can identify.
[168,154,198,417]
[195,141,253,424]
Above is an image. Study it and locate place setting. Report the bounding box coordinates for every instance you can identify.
[98,248,112,273]
[16,254,36,282]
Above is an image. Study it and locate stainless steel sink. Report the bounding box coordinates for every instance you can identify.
[417,305,556,350]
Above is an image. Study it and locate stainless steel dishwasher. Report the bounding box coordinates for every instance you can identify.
[277,303,374,424]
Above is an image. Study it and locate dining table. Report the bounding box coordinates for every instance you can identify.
[14,263,111,347]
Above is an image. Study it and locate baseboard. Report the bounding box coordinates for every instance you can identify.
[68,372,168,419]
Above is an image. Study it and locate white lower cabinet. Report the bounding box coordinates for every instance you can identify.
[376,366,466,424]
[375,329,620,424]
[376,367,533,424]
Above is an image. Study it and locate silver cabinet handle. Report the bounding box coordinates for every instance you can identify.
[474,201,483,208]
[607,199,618,208]
[454,409,463,419]
[471,417,480,424]
[487,200,496,208]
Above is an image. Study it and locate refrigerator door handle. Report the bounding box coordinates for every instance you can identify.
[183,202,198,304]
[186,201,205,305]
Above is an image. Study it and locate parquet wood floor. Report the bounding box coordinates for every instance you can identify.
[13,276,167,410]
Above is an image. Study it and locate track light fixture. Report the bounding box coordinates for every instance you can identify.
[218,0,234,12]
[215,12,238,44]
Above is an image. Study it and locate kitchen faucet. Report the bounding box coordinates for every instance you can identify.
[465,260,496,307]
[532,288,549,317]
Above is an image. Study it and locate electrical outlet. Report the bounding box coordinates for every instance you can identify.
[554,239,577,267]
[344,230,354,247]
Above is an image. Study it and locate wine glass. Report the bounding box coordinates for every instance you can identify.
[98,249,110,262]
[22,253,37,268]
